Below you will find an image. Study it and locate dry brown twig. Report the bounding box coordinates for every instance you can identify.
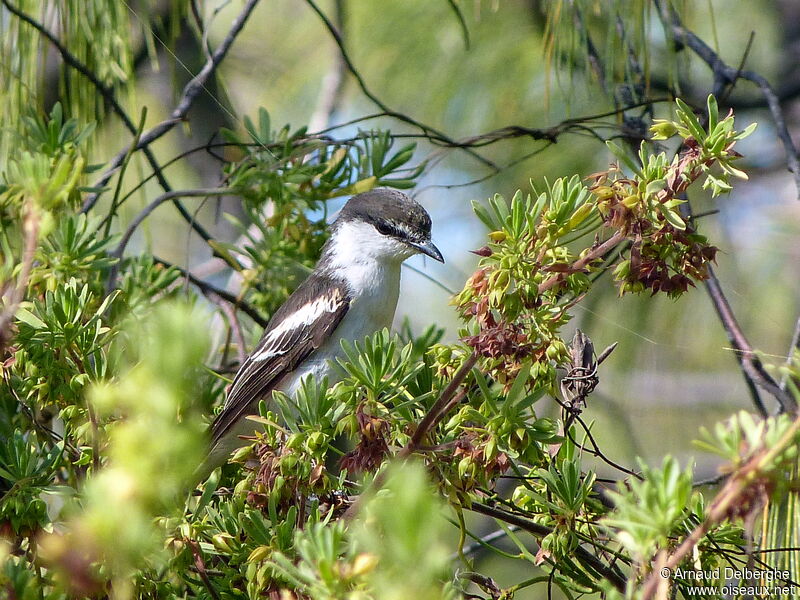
[0,204,40,354]
[640,412,800,599]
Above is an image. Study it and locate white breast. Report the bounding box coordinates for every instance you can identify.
[281,223,404,396]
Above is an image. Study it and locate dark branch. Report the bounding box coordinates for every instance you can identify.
[83,0,261,211]
[111,188,235,264]
[152,256,269,329]
[654,0,800,199]
[781,316,800,392]
[704,267,796,415]
[0,0,174,196]
[303,0,498,171]
[469,503,627,592]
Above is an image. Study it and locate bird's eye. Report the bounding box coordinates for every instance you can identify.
[376,221,393,236]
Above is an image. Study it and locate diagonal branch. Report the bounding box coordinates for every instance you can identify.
[781,316,800,392]
[111,188,235,263]
[0,0,174,196]
[107,188,235,291]
[152,256,268,329]
[639,411,800,598]
[469,503,627,592]
[654,0,800,200]
[704,268,797,415]
[83,0,261,212]
[0,0,226,245]
[303,0,498,171]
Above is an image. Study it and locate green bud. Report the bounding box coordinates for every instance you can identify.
[650,120,678,140]
[286,433,303,450]
[621,194,640,208]
[592,186,615,200]
[567,203,593,229]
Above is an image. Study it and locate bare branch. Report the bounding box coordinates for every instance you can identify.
[704,268,796,415]
[469,503,627,592]
[654,0,800,199]
[303,0,498,171]
[111,188,236,264]
[640,412,800,598]
[781,316,800,392]
[83,0,261,211]
[0,0,173,195]
[212,295,248,366]
[152,256,269,329]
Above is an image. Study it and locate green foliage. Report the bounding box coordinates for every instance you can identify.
[694,411,798,471]
[35,215,115,290]
[0,103,91,222]
[40,302,209,595]
[0,433,63,533]
[603,457,695,559]
[353,462,454,600]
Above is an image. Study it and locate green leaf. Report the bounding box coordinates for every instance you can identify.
[606,141,642,175]
[706,95,719,131]
[660,207,686,230]
[15,307,46,329]
[196,468,221,514]
[505,361,531,407]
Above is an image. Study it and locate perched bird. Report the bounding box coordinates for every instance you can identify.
[206,188,443,469]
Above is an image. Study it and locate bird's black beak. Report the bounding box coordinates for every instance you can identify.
[411,240,444,263]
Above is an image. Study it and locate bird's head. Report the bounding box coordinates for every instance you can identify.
[326,188,444,265]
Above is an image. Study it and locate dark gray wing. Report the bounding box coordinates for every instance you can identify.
[211,274,350,446]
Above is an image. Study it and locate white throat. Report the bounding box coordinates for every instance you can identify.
[320,219,415,339]
[324,220,412,296]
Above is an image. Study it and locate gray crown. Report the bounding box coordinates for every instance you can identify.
[336,188,432,243]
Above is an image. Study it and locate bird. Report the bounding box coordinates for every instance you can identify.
[206,188,444,470]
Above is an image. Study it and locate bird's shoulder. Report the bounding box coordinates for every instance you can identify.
[256,271,350,349]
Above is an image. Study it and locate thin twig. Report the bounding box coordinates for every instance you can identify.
[469,502,627,592]
[0,0,173,195]
[780,316,800,392]
[106,187,235,297]
[538,231,626,293]
[453,525,520,560]
[213,295,248,366]
[704,268,796,415]
[654,0,800,199]
[67,348,100,473]
[303,0,497,171]
[639,411,800,598]
[445,0,471,50]
[188,540,222,600]
[111,188,235,263]
[83,0,261,211]
[399,359,476,458]
[152,256,269,328]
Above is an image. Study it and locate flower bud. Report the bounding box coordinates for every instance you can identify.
[650,120,678,140]
[621,194,640,208]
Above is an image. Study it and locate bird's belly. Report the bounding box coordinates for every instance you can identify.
[283,289,398,396]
